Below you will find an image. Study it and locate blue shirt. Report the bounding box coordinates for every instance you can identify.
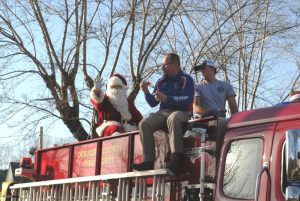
[144,70,195,111]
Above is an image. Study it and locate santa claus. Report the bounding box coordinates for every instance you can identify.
[90,74,143,137]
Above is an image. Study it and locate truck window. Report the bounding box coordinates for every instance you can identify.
[223,138,263,199]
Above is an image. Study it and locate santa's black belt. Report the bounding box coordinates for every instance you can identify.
[122,120,137,126]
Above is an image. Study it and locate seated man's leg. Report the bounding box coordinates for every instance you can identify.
[132,112,167,171]
[166,111,191,172]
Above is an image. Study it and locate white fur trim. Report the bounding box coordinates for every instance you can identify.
[90,87,105,103]
[112,132,121,136]
[96,121,121,137]
[108,76,125,88]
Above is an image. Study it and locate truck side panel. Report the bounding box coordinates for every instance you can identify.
[72,142,98,177]
[39,147,70,180]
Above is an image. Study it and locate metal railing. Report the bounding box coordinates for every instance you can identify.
[10,169,172,201]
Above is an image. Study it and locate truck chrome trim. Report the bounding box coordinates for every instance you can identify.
[285,185,300,201]
[9,169,171,201]
[255,165,271,201]
[10,169,172,189]
[286,130,300,181]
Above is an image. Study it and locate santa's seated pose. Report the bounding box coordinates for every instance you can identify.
[90,74,143,137]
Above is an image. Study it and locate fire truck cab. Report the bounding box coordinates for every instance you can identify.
[215,102,300,201]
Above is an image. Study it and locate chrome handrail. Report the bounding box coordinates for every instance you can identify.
[255,164,271,201]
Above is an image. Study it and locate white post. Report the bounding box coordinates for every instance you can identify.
[200,131,206,201]
[39,126,43,149]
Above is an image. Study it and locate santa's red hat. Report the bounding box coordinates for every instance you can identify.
[107,74,127,88]
[289,90,300,102]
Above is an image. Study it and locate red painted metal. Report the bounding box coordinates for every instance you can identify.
[16,103,300,200]
[38,147,69,180]
[228,102,300,128]
[100,136,130,174]
[72,142,97,177]
[31,125,215,185]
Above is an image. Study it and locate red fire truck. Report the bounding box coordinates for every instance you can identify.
[2,102,300,201]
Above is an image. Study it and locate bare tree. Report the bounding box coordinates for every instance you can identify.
[163,0,300,110]
[0,0,184,142]
[0,0,299,159]
[0,0,99,141]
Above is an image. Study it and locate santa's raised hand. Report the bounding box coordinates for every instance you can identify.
[94,76,105,90]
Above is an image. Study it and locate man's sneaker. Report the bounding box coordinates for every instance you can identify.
[166,153,184,173]
[131,161,154,171]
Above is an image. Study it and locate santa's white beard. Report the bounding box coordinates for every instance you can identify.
[106,87,132,121]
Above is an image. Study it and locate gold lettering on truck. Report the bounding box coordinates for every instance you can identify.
[102,145,122,154]
[77,149,96,158]
[83,159,96,167]
[102,157,114,165]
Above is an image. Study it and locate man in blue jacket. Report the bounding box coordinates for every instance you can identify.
[132,53,195,172]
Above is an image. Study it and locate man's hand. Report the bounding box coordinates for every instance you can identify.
[94,77,105,90]
[140,80,151,93]
[153,91,167,102]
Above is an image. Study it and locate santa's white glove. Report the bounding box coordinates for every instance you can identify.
[112,132,121,136]
[94,77,105,90]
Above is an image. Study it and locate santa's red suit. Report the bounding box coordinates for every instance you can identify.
[90,74,143,137]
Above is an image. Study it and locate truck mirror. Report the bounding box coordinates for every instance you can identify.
[286,130,300,181]
[285,185,300,201]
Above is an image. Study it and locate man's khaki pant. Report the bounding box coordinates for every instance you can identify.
[139,109,191,162]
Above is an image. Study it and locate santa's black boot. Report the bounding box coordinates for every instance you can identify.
[166,153,184,173]
[131,161,154,171]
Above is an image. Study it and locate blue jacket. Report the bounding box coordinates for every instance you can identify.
[145,70,194,111]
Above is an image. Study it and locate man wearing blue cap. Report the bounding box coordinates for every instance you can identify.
[193,59,238,117]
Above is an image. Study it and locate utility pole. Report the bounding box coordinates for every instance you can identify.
[39,126,43,149]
